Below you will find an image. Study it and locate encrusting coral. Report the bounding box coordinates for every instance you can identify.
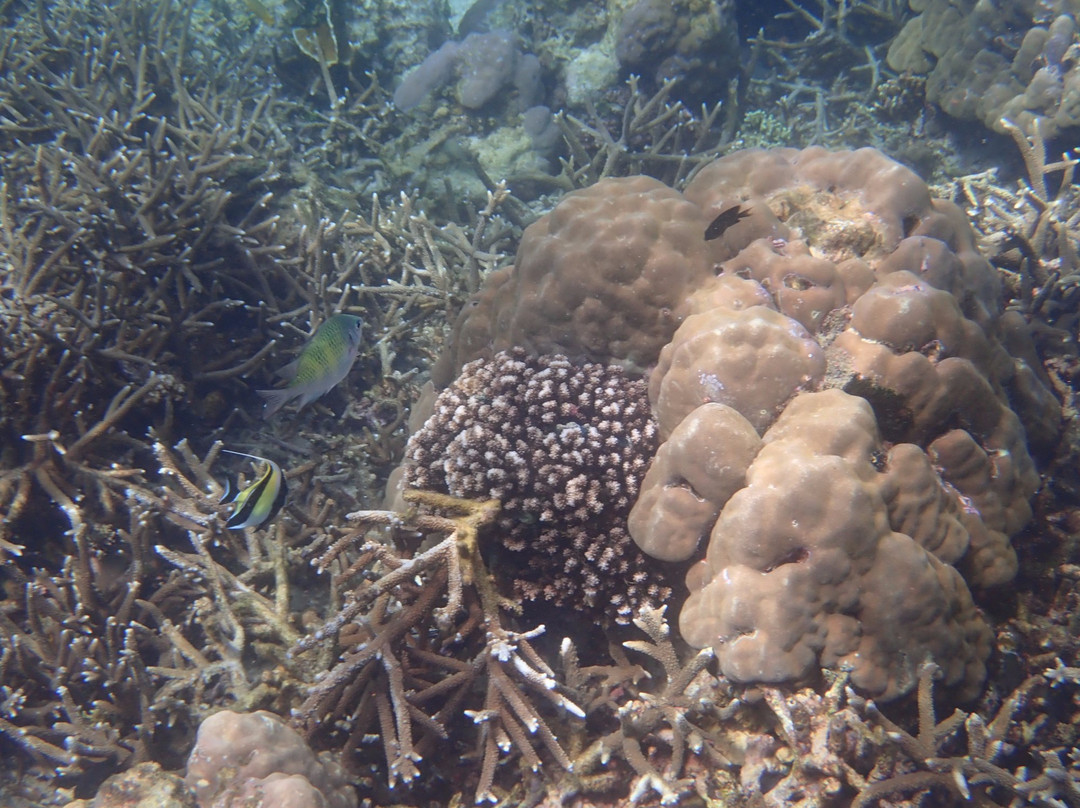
[436,144,1061,703]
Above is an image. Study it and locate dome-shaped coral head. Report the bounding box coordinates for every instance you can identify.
[686,146,951,265]
[404,349,677,626]
[433,175,723,386]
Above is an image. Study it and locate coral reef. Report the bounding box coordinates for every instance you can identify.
[888,0,1080,139]
[647,145,1057,699]
[674,389,994,701]
[403,349,669,624]
[439,144,1060,703]
[5,0,1080,806]
[0,0,515,799]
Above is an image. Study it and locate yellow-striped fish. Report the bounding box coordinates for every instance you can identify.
[257,314,364,417]
[219,450,287,529]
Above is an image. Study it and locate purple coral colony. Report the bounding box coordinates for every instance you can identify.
[6,0,1080,806]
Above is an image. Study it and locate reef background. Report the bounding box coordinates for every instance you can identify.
[2,0,1080,806]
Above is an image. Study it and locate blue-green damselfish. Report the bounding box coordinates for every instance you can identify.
[258,314,364,417]
[219,450,287,530]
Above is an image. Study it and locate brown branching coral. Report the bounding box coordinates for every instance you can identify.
[938,120,1080,350]
[291,490,585,803]
[851,662,1080,807]
[563,605,725,806]
[556,75,737,189]
[0,0,288,557]
[0,0,519,559]
[0,438,312,791]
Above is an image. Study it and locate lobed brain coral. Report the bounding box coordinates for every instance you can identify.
[887,0,1080,138]
[425,145,1061,701]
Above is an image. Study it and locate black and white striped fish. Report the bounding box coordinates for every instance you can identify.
[219,450,288,530]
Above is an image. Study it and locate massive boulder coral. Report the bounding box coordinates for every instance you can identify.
[431,174,720,386]
[614,0,740,103]
[430,145,1060,701]
[676,390,993,701]
[186,710,356,808]
[887,0,1080,138]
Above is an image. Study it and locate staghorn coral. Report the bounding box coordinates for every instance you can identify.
[291,491,585,803]
[555,74,739,190]
[0,440,288,794]
[736,0,908,153]
[404,349,670,625]
[850,661,1080,807]
[934,122,1080,361]
[0,0,289,560]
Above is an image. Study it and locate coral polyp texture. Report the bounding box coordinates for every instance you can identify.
[436,145,1061,702]
[404,349,669,624]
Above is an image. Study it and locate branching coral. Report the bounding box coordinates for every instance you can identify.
[851,662,1080,807]
[290,490,585,803]
[936,120,1080,356]
[562,604,724,806]
[0,0,288,558]
[556,75,737,190]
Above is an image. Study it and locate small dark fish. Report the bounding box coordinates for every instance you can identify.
[704,204,751,241]
[219,450,287,530]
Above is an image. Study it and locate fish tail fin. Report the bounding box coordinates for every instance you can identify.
[256,388,295,418]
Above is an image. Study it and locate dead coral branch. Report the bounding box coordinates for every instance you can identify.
[292,490,584,802]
